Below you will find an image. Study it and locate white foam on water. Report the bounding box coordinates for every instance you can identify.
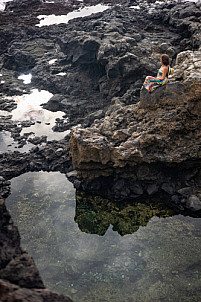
[36,4,110,27]
[18,73,32,84]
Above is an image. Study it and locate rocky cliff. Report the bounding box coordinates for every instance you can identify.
[70,49,201,213]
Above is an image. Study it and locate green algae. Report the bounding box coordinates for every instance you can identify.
[5,172,201,302]
[75,191,176,236]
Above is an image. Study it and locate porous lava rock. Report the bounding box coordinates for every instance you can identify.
[70,49,201,213]
[1,0,201,300]
[0,279,73,302]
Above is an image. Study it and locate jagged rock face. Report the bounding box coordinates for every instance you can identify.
[0,138,72,180]
[70,50,201,174]
[0,253,45,289]
[0,279,73,302]
[70,49,201,212]
[0,0,200,158]
[0,200,21,269]
[0,200,43,287]
[0,177,11,199]
[1,0,201,129]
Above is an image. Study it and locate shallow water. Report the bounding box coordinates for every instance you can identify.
[18,73,32,84]
[0,89,69,152]
[6,172,201,302]
[0,0,13,11]
[0,130,34,152]
[37,4,110,27]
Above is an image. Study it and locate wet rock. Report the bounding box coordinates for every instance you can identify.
[0,203,21,269]
[0,139,72,179]
[130,183,143,195]
[0,98,17,112]
[146,184,159,196]
[186,195,201,212]
[0,253,44,289]
[0,279,73,302]
[28,136,47,145]
[0,197,73,302]
[66,170,78,178]
[0,177,11,199]
[161,183,175,195]
[178,187,192,197]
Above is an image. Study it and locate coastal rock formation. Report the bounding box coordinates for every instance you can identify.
[0,0,200,156]
[0,0,201,300]
[70,49,201,213]
[0,279,72,302]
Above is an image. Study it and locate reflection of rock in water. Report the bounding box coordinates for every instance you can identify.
[75,191,176,236]
[24,109,44,122]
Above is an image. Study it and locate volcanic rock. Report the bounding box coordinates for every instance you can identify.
[0,279,73,302]
[70,49,201,212]
[1,1,201,300]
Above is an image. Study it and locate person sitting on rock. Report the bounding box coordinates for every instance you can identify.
[143,54,173,93]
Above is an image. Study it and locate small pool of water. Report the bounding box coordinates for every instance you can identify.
[0,89,69,152]
[0,0,13,11]
[18,73,32,84]
[6,172,201,302]
[0,131,34,153]
[37,4,110,27]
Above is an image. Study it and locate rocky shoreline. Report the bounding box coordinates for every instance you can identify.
[70,49,201,214]
[0,0,201,300]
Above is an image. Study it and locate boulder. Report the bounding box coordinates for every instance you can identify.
[0,253,45,289]
[0,279,73,302]
[186,195,201,212]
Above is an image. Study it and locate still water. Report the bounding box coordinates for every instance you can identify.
[37,4,110,27]
[0,89,69,152]
[6,172,201,302]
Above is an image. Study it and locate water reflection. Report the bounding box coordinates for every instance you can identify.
[5,172,201,302]
[37,4,110,27]
[0,130,34,152]
[11,89,53,122]
[0,0,13,11]
[75,191,176,236]
[0,89,69,152]
[18,73,32,84]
